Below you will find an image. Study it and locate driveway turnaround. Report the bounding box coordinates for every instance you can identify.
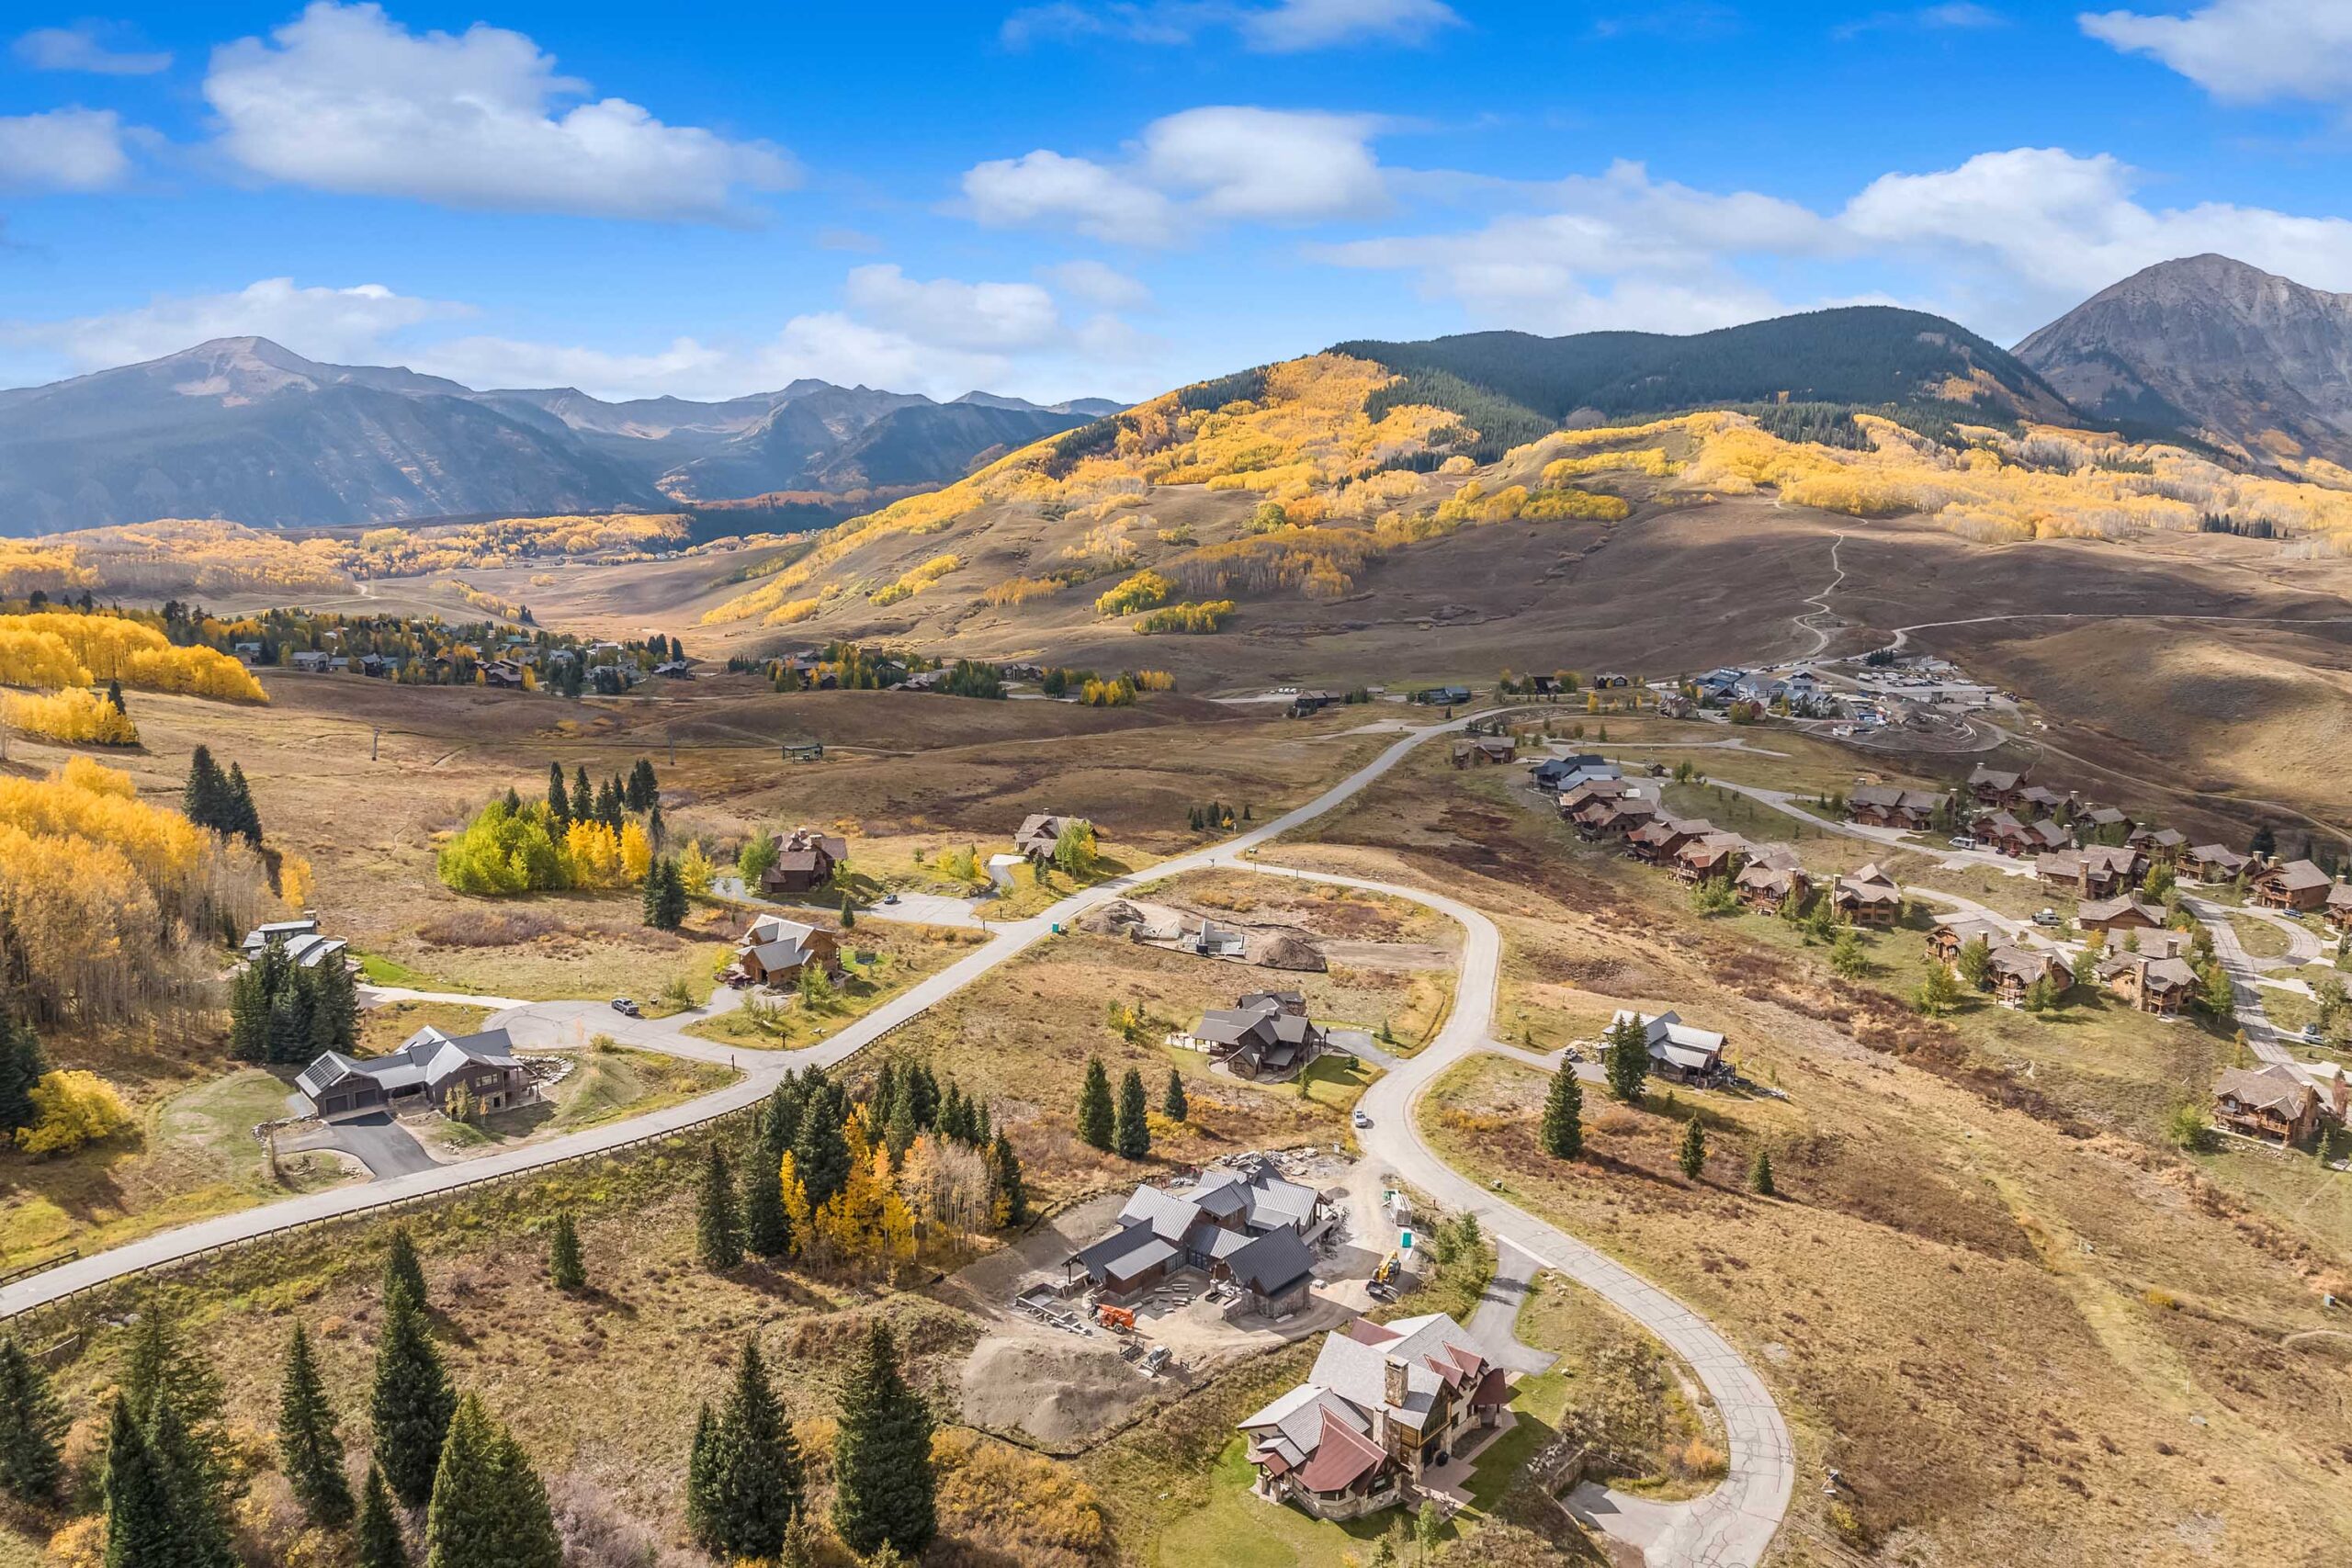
[0,708,1796,1566]
[281,1112,436,1181]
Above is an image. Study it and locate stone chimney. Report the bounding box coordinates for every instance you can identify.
[1383,1355,1409,1411]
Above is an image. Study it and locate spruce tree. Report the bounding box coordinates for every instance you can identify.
[696,1143,743,1270]
[546,762,570,827]
[182,745,229,835]
[831,1320,936,1558]
[225,761,264,846]
[424,1394,561,1568]
[1077,1057,1114,1151]
[1603,1016,1650,1103]
[105,679,126,714]
[692,1340,805,1562]
[1540,1065,1583,1159]
[0,1013,50,1137]
[883,1087,918,1164]
[358,1463,411,1568]
[744,1151,791,1258]
[0,1337,62,1502]
[385,1225,429,1310]
[762,1074,810,1157]
[684,1404,718,1551]
[278,1323,354,1527]
[102,1398,177,1568]
[147,1391,236,1568]
[119,1307,226,1489]
[1748,1145,1775,1197]
[1162,1067,1188,1122]
[990,1132,1030,1228]
[789,1092,852,1210]
[548,1213,586,1292]
[1114,1066,1151,1159]
[1679,1115,1707,1181]
[655,858,689,928]
[906,1063,939,1130]
[572,766,594,824]
[371,1282,457,1507]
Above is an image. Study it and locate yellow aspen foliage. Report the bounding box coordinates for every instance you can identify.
[278,853,317,908]
[779,1152,812,1257]
[867,553,962,606]
[1,686,138,746]
[0,625,93,689]
[619,821,653,883]
[676,840,716,897]
[17,1069,134,1156]
[0,541,96,599]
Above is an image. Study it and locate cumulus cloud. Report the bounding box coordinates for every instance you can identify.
[962,106,1387,245]
[1,277,469,375]
[2080,0,2352,102]
[14,22,172,74]
[0,107,136,190]
[1042,259,1155,310]
[1315,146,2352,341]
[842,264,1063,353]
[202,2,797,220]
[1002,0,1459,52]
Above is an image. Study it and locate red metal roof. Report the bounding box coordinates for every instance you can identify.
[1296,1409,1387,1495]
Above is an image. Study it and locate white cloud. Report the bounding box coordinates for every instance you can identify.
[1002,0,1460,52]
[2,277,469,374]
[202,1,797,220]
[0,107,135,190]
[14,23,171,74]
[2080,0,2352,102]
[1314,146,2352,341]
[1042,259,1154,310]
[842,264,1063,353]
[961,106,1387,246]
[1833,3,2006,39]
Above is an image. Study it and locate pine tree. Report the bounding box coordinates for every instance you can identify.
[789,1094,852,1210]
[1162,1067,1189,1122]
[1077,1057,1114,1151]
[546,763,570,827]
[385,1225,429,1310]
[102,1398,177,1568]
[906,1063,939,1129]
[684,1404,718,1551]
[182,745,230,835]
[105,679,126,714]
[147,1391,236,1568]
[990,1132,1030,1228]
[424,1394,561,1568]
[1602,1016,1650,1103]
[763,1074,810,1157]
[119,1307,227,1490]
[692,1340,805,1562]
[1540,1065,1583,1159]
[548,1213,586,1292]
[656,857,688,927]
[278,1323,354,1526]
[1679,1115,1707,1181]
[696,1143,743,1270]
[371,1281,457,1507]
[358,1463,411,1568]
[0,1337,62,1502]
[831,1320,936,1558]
[225,761,264,846]
[744,1151,791,1258]
[1748,1145,1775,1197]
[883,1086,918,1164]
[0,1013,51,1137]
[1114,1066,1151,1159]
[572,766,594,824]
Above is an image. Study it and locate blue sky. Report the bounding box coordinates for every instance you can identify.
[1,0,2347,403]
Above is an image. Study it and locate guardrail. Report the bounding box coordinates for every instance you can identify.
[5,1026,899,1329]
[0,1248,77,1289]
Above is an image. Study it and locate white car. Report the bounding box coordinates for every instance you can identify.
[1950,836,1978,850]
[1351,1110,1373,1129]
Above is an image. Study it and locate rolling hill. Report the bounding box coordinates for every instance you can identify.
[2014,253,2352,471]
[0,339,1114,536]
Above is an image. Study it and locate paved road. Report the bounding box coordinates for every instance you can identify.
[1197,855,1796,1568]
[1,706,1801,1565]
[2183,895,2314,1083]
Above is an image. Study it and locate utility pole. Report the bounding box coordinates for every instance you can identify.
[668,727,675,766]
[371,727,381,762]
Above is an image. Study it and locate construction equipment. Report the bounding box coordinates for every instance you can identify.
[1096,1303,1136,1332]
[1372,1250,1402,1288]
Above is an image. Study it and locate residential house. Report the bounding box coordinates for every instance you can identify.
[760,827,850,897]
[1409,685,1473,707]
[1289,690,1336,717]
[1188,994,1329,1078]
[240,919,347,972]
[232,641,264,664]
[2078,806,2132,838]
[1926,913,2007,964]
[2096,933,2199,1016]
[484,660,526,689]
[1015,812,1077,863]
[1239,1313,1506,1521]
[1609,1009,1729,1085]
[290,650,333,673]
[1975,811,2032,856]
[1832,863,1903,926]
[2037,845,2143,899]
[1568,791,1655,839]
[1673,831,1750,884]
[2077,897,2165,933]
[2181,844,2251,884]
[2016,784,2072,817]
[240,919,319,955]
[1734,851,1809,913]
[1531,754,1614,794]
[1628,816,1713,864]
[1069,1156,1328,1309]
[731,913,841,987]
[357,653,394,678]
[1846,784,1939,831]
[1984,945,2073,1003]
[295,1025,530,1121]
[1450,736,1517,768]
[2127,825,2187,863]
[1967,765,2029,807]
[2212,1065,2323,1146]
[2252,858,2334,912]
[651,659,695,680]
[1592,672,1631,688]
[2327,882,2352,934]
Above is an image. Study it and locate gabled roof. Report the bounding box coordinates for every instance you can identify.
[2215,1064,2313,1117]
[1225,1227,1317,1299]
[1611,1009,1725,1070]
[2262,859,2332,892]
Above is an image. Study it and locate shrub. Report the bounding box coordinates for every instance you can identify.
[1135,601,1235,635]
[17,1069,131,1156]
[1092,570,1174,617]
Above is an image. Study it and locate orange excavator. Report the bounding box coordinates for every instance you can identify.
[1096,1303,1136,1332]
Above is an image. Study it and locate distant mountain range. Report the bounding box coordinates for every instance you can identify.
[0,337,1121,536]
[2013,254,2352,470]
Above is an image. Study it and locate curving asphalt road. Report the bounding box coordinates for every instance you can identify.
[0,709,1799,1565]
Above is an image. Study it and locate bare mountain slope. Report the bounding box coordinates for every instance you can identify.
[2014,254,2352,469]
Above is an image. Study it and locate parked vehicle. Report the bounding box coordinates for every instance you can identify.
[2033,908,2062,928]
[2301,1022,2326,1045]
[882,891,899,905]
[611,997,641,1017]
[1351,1109,1373,1129]
[1950,836,1979,850]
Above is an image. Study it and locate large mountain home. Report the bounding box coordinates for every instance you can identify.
[1239,1313,1506,1522]
[2327,883,2352,934]
[1927,913,2007,964]
[1450,736,1516,768]
[1847,784,1939,831]
[1735,852,1809,913]
[1186,992,1330,1078]
[2126,825,2187,863]
[1984,946,2073,1003]
[1672,831,1750,884]
[730,913,842,987]
[239,919,349,972]
[297,1025,529,1121]
[1067,1156,1327,1313]
[1610,1009,1728,1085]
[2077,897,2165,933]
[1531,755,1614,795]
[2097,934,2199,1016]
[2037,845,2143,898]
[1832,864,1903,926]
[760,827,850,897]
[1015,812,1079,863]
[1627,816,1714,864]
[2180,844,2251,884]
[2212,1065,2327,1146]
[2252,859,2334,912]
[1967,765,2029,807]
